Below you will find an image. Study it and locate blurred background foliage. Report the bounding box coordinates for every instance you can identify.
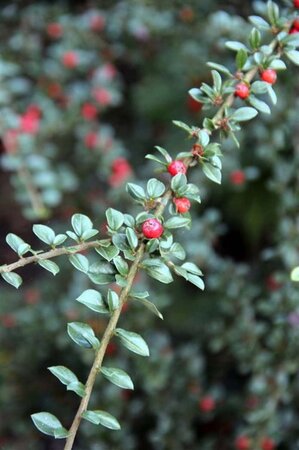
[1,0,299,449]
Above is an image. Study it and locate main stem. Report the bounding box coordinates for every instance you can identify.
[63,243,145,450]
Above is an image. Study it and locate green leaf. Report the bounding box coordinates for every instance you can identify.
[132,297,163,320]
[115,328,150,356]
[72,214,93,237]
[66,381,85,397]
[291,267,299,282]
[96,245,119,262]
[76,289,108,313]
[113,256,129,276]
[164,217,191,229]
[38,259,60,276]
[142,258,173,284]
[172,120,194,134]
[248,96,271,114]
[202,163,221,184]
[1,272,22,289]
[154,146,172,163]
[249,28,261,49]
[236,49,248,70]
[31,412,68,439]
[231,107,258,122]
[267,0,279,26]
[101,366,134,390]
[106,208,124,231]
[67,322,100,349]
[169,242,186,260]
[249,15,270,30]
[181,262,203,276]
[6,233,30,257]
[286,50,299,66]
[48,365,78,386]
[33,224,55,245]
[211,70,222,92]
[69,254,89,273]
[107,289,120,312]
[187,273,205,290]
[251,81,269,95]
[269,59,286,70]
[126,183,146,202]
[147,178,165,198]
[82,410,121,430]
[199,130,210,147]
[171,174,187,193]
[207,62,231,75]
[267,85,277,105]
[126,228,138,250]
[53,234,67,246]
[225,41,248,52]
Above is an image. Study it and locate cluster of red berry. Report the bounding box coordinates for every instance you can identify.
[142,159,190,239]
[235,435,276,450]
[235,69,277,100]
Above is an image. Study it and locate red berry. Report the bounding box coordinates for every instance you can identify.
[235,83,250,100]
[199,396,215,413]
[289,27,299,34]
[62,51,78,68]
[173,197,191,213]
[261,437,276,450]
[235,435,251,450]
[229,170,245,186]
[294,0,299,8]
[47,22,63,39]
[167,160,187,176]
[142,219,164,239]
[84,132,98,149]
[260,69,277,85]
[293,18,299,30]
[81,103,98,120]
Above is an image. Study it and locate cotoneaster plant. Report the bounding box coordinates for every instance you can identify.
[1,2,299,450]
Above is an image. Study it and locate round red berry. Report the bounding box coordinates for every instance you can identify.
[199,396,215,413]
[235,83,250,100]
[261,437,276,450]
[62,51,78,68]
[260,69,277,85]
[47,23,63,39]
[235,436,251,450]
[293,18,299,30]
[81,103,98,120]
[173,197,191,213]
[142,218,164,239]
[230,170,245,186]
[167,160,187,176]
[294,0,299,8]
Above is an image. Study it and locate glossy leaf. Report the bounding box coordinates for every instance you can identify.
[115,328,150,356]
[101,366,134,390]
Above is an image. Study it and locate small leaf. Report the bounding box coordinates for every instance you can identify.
[181,262,203,276]
[115,328,150,356]
[207,62,231,75]
[76,289,108,313]
[286,50,299,66]
[126,183,146,202]
[69,254,89,273]
[236,48,248,70]
[82,410,121,430]
[126,228,138,250]
[48,366,78,386]
[147,178,165,198]
[225,41,248,51]
[33,224,55,245]
[106,208,124,231]
[1,272,22,289]
[142,259,173,284]
[53,234,67,246]
[72,214,93,237]
[38,259,60,276]
[248,96,271,114]
[6,233,30,257]
[101,367,134,390]
[132,297,164,320]
[113,256,129,276]
[164,217,191,229]
[107,289,120,312]
[67,322,99,349]
[231,107,258,122]
[96,245,119,261]
[202,163,221,184]
[31,412,68,439]
[187,273,205,290]
[249,15,270,29]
